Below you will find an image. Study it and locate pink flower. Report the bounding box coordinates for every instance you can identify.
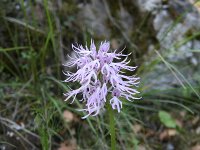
[64,40,140,118]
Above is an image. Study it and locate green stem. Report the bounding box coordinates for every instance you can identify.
[107,101,116,150]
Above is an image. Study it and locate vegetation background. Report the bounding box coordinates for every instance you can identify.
[0,0,200,149]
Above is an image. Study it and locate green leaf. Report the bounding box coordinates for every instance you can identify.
[158,111,177,128]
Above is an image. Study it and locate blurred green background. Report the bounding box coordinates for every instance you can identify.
[0,0,200,149]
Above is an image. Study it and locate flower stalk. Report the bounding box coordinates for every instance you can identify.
[106,100,116,150]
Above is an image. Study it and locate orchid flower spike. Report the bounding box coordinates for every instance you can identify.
[64,39,140,119]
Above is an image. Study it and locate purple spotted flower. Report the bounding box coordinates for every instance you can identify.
[63,40,140,118]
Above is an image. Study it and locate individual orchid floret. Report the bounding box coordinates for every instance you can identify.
[63,39,140,118]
